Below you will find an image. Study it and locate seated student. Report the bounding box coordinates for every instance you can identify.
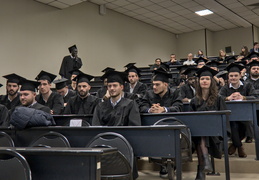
[35,70,64,115]
[250,42,259,53]
[195,57,208,68]
[0,84,9,126]
[92,71,141,126]
[166,54,181,66]
[140,67,183,113]
[68,69,81,91]
[53,78,76,107]
[0,73,25,111]
[217,49,227,63]
[219,63,256,158]
[96,67,115,99]
[150,58,162,71]
[19,79,51,113]
[190,66,227,180]
[179,67,198,102]
[173,65,188,88]
[183,53,196,66]
[124,64,147,98]
[64,72,99,114]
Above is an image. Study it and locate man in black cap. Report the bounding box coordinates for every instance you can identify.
[92,70,141,126]
[64,72,99,114]
[140,67,182,113]
[195,57,208,68]
[219,63,256,158]
[179,67,198,102]
[246,60,259,94]
[59,45,82,81]
[53,78,76,107]
[68,69,81,91]
[124,64,147,98]
[35,70,64,115]
[96,67,115,99]
[0,74,25,110]
[19,79,51,113]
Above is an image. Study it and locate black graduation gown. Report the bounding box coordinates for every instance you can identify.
[30,102,51,113]
[59,55,82,80]
[36,92,64,115]
[0,104,9,126]
[92,98,141,126]
[246,78,259,96]
[139,88,183,113]
[124,82,147,98]
[190,95,228,159]
[179,84,195,99]
[0,94,21,110]
[64,94,99,114]
[219,81,256,99]
[96,86,107,99]
[63,90,76,103]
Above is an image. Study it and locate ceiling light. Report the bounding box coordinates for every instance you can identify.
[195,9,213,16]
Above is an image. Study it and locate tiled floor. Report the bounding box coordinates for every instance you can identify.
[138,170,259,180]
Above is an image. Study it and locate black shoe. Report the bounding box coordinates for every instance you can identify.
[245,137,253,143]
[159,166,168,178]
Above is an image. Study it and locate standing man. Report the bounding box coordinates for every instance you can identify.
[59,45,82,81]
[0,74,25,110]
[53,78,76,107]
[124,64,147,98]
[35,71,64,115]
[64,72,99,114]
[92,70,141,126]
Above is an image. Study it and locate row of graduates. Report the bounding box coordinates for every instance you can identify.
[0,60,255,179]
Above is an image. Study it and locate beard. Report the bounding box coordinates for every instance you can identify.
[79,90,88,98]
[8,89,18,96]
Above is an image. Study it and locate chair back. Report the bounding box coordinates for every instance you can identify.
[154,117,192,161]
[29,131,70,147]
[87,132,134,180]
[0,131,15,147]
[0,149,32,180]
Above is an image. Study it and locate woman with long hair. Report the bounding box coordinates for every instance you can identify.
[240,46,249,57]
[190,66,227,180]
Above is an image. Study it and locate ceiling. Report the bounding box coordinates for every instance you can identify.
[35,0,259,34]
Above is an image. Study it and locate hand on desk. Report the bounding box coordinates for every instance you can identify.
[149,103,166,113]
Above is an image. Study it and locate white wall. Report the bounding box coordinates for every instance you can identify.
[176,30,206,59]
[209,27,253,56]
[0,0,176,94]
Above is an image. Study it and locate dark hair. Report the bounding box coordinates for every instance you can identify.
[195,76,218,106]
[254,42,258,46]
[240,46,249,56]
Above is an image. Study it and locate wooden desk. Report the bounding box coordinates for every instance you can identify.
[2,125,185,180]
[141,110,231,180]
[0,147,117,180]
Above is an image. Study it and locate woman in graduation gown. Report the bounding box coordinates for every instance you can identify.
[189,66,227,180]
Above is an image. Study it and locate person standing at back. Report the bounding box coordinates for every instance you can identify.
[59,45,82,82]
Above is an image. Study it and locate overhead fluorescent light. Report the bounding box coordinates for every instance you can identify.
[195,9,213,16]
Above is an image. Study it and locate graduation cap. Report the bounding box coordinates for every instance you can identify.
[160,62,170,71]
[125,65,141,77]
[234,61,247,67]
[73,72,94,84]
[194,57,208,64]
[0,84,2,88]
[176,65,189,73]
[247,60,259,68]
[225,63,244,73]
[124,63,136,69]
[2,73,25,84]
[68,45,77,53]
[153,67,171,83]
[101,67,115,73]
[196,65,218,78]
[206,60,220,67]
[19,79,40,92]
[183,67,198,78]
[225,56,237,64]
[216,70,228,80]
[69,69,81,76]
[53,78,69,90]
[246,52,259,59]
[35,70,57,83]
[102,70,128,84]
